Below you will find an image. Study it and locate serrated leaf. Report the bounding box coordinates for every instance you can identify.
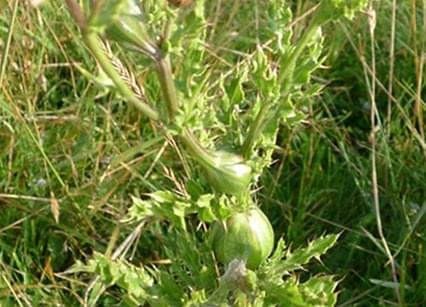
[270,234,340,276]
[93,253,154,301]
[68,252,158,305]
[220,65,248,113]
[262,278,306,306]
[126,191,234,226]
[268,238,286,262]
[183,290,208,306]
[300,275,339,306]
[170,5,205,54]
[195,194,216,222]
[321,0,368,21]
[250,46,280,96]
[266,0,293,53]
[127,193,191,230]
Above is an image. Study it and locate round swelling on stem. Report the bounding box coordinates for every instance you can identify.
[181,129,252,195]
[210,207,275,269]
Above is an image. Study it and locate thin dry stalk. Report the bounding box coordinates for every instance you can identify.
[387,0,397,134]
[366,7,401,304]
[410,0,426,139]
[414,52,425,138]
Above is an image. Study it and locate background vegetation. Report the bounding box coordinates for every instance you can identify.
[0,0,425,306]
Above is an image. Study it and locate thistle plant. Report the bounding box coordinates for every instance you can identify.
[63,0,367,305]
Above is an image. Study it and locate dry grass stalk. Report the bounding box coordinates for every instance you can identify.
[99,40,148,103]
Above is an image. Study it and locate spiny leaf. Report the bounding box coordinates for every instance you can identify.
[268,238,287,262]
[68,252,156,304]
[261,277,306,306]
[127,192,191,230]
[320,0,368,21]
[126,191,233,226]
[300,275,339,306]
[282,234,340,271]
[268,234,340,277]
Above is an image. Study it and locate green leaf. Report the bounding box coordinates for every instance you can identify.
[268,238,287,262]
[126,190,235,227]
[195,194,216,222]
[158,230,217,303]
[219,64,248,114]
[250,46,280,97]
[69,252,157,305]
[261,277,306,306]
[266,0,293,53]
[266,234,340,278]
[127,192,191,230]
[169,0,206,57]
[300,275,339,306]
[283,234,339,271]
[320,0,368,21]
[183,290,208,306]
[260,270,339,306]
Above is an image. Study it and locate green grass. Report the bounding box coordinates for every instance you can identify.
[1,0,425,306]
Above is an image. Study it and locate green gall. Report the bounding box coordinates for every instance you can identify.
[181,130,252,195]
[210,207,274,269]
[204,151,252,195]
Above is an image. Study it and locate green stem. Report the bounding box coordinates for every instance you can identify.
[83,32,159,121]
[155,54,179,120]
[180,129,216,169]
[242,103,271,159]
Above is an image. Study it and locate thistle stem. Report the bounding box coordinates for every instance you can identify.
[64,0,87,30]
[242,103,270,159]
[83,32,159,121]
[154,54,179,120]
[180,129,215,169]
